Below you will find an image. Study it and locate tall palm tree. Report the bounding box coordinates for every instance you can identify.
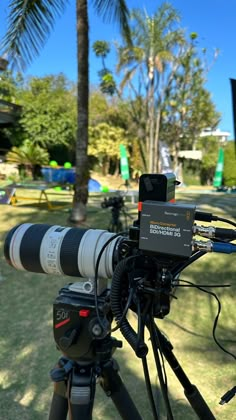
[117,3,185,172]
[1,0,131,223]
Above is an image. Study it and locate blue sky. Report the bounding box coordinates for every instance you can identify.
[0,0,235,139]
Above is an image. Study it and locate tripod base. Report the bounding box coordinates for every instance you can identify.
[49,358,142,420]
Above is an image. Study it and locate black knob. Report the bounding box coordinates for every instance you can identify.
[59,329,78,351]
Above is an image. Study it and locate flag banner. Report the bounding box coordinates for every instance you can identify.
[213,147,224,187]
[159,141,172,173]
[119,144,130,181]
[230,78,236,152]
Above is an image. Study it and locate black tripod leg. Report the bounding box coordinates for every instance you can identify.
[49,382,68,420]
[49,365,96,420]
[156,328,216,420]
[100,359,142,420]
[68,365,96,420]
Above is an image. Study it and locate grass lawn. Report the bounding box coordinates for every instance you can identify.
[0,185,236,419]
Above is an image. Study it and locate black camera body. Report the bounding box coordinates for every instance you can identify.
[101,196,124,209]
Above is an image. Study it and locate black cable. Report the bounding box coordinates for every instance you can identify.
[135,298,159,420]
[216,216,236,228]
[179,279,236,360]
[110,283,135,333]
[149,314,174,420]
[171,250,206,279]
[142,357,159,420]
[195,211,236,228]
[111,257,148,357]
[94,230,127,332]
[173,213,236,277]
[155,328,168,390]
[171,227,235,278]
[175,283,231,288]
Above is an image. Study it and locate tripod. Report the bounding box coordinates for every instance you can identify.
[101,195,132,233]
[108,205,132,233]
[49,334,142,420]
[48,283,216,420]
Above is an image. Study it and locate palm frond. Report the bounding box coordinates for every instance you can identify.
[119,65,139,91]
[92,0,131,44]
[1,0,69,70]
[116,46,144,72]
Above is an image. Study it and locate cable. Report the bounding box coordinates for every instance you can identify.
[176,283,231,288]
[220,386,236,405]
[94,230,127,332]
[178,279,236,360]
[148,314,174,420]
[216,217,236,228]
[142,357,159,420]
[212,242,236,253]
[110,284,135,333]
[111,257,148,358]
[171,250,206,278]
[195,211,236,227]
[172,224,236,278]
[136,298,160,420]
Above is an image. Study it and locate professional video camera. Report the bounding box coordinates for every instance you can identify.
[101,194,129,233]
[101,195,124,209]
[4,173,236,420]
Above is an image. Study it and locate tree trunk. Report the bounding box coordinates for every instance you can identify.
[148,80,155,173]
[69,0,89,224]
[102,156,109,175]
[153,108,161,173]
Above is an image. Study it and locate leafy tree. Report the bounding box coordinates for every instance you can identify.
[1,0,131,223]
[223,141,236,187]
[89,90,145,172]
[0,69,23,147]
[93,40,117,95]
[19,74,77,152]
[160,37,221,169]
[196,135,219,185]
[89,122,129,175]
[0,69,19,102]
[89,90,110,126]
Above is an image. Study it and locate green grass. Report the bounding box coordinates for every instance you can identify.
[0,190,236,419]
[182,171,201,186]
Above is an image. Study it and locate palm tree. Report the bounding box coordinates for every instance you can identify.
[1,0,131,223]
[117,3,185,172]
[6,139,49,179]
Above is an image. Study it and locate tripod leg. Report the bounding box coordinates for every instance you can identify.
[49,382,68,420]
[156,327,216,420]
[49,364,96,420]
[68,365,96,420]
[100,359,142,420]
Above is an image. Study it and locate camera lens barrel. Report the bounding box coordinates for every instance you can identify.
[4,223,120,279]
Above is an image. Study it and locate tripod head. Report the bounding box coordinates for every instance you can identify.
[101,195,125,210]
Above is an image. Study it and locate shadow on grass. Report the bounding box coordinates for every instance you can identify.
[0,386,40,420]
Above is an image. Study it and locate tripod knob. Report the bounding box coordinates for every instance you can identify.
[59,329,78,351]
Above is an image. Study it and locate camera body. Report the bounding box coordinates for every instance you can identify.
[101,196,124,210]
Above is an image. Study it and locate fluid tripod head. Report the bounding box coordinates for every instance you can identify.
[101,195,125,210]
